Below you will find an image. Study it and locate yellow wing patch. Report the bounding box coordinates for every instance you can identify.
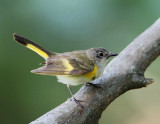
[27,44,49,59]
[62,59,74,74]
[61,59,97,78]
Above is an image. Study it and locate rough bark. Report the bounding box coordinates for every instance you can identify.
[30,18,160,124]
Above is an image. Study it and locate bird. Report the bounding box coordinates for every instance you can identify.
[13,33,118,106]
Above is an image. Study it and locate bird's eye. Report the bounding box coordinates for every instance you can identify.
[98,52,104,57]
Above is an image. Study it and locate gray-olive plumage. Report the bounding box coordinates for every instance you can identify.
[13,33,118,106]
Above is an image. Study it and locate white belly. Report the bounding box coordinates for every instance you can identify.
[56,75,92,86]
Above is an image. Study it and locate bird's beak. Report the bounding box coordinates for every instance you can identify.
[109,53,118,57]
[107,52,118,59]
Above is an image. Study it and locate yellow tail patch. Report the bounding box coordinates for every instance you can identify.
[27,44,49,59]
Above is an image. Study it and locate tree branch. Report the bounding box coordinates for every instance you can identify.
[30,18,160,124]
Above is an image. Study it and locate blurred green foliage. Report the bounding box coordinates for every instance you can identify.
[0,0,160,124]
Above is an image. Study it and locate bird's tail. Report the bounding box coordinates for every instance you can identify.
[13,33,54,59]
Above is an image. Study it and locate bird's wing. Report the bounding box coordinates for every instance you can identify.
[31,57,95,75]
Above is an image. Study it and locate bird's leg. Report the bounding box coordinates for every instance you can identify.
[67,84,83,108]
[85,82,101,88]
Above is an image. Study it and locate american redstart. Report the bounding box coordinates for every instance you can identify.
[13,33,118,106]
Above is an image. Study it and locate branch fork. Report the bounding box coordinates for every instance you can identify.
[30,18,160,124]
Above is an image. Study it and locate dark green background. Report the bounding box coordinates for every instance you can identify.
[0,0,160,124]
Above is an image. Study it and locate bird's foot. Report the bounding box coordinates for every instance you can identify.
[72,97,84,108]
[85,82,101,88]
